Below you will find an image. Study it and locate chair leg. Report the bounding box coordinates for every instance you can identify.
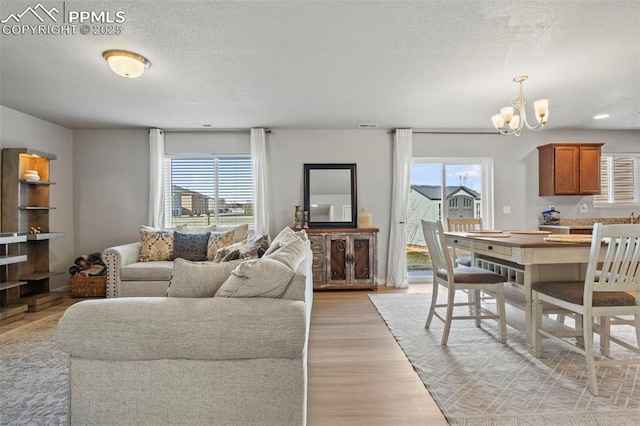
[474,289,481,328]
[531,292,543,357]
[425,281,439,329]
[496,285,507,344]
[575,314,585,348]
[441,288,456,346]
[635,315,640,348]
[598,316,610,357]
[583,313,599,396]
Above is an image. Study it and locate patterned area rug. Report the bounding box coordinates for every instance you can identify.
[369,293,640,426]
[0,313,67,426]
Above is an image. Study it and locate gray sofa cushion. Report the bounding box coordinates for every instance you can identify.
[120,261,174,281]
[215,258,295,298]
[55,297,306,361]
[168,258,241,297]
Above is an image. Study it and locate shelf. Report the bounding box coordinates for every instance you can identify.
[0,234,27,244]
[19,179,56,185]
[18,270,64,281]
[18,206,56,210]
[21,291,63,312]
[0,254,27,266]
[26,232,65,241]
[0,303,28,324]
[0,281,27,291]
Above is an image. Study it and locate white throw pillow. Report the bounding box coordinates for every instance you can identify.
[263,227,308,256]
[262,236,306,271]
[215,258,295,298]
[167,258,242,297]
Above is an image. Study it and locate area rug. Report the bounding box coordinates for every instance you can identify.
[369,293,640,425]
[0,313,67,426]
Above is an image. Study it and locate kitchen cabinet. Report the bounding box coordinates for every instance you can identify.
[538,143,604,196]
[307,228,378,290]
[1,148,65,318]
[538,225,593,235]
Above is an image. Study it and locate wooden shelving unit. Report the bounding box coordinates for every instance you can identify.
[1,148,65,322]
[0,233,28,324]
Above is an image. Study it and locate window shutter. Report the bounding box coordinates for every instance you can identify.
[595,155,638,205]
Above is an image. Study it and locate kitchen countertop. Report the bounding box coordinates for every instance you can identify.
[539,217,634,229]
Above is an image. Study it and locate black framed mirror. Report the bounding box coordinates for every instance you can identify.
[303,163,357,228]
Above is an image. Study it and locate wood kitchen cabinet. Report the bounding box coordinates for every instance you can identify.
[538,142,604,196]
[307,228,378,290]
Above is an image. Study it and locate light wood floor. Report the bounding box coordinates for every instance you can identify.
[1,285,448,425]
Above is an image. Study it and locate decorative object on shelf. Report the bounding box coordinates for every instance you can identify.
[293,205,304,230]
[357,208,373,228]
[29,226,41,234]
[303,211,309,229]
[102,49,151,78]
[23,170,40,181]
[491,75,549,136]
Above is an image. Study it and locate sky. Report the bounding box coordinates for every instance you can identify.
[411,163,482,193]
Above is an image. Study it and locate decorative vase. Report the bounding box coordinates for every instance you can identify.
[294,205,303,230]
[357,208,373,228]
[23,170,40,181]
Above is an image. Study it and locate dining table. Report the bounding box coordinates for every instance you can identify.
[444,230,600,348]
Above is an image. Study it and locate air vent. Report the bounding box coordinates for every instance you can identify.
[358,123,379,129]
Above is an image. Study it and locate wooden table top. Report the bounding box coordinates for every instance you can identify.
[445,231,595,248]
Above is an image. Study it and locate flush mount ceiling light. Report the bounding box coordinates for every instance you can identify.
[102,49,150,78]
[593,114,610,120]
[491,75,549,136]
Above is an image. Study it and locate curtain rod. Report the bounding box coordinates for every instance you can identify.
[388,129,497,135]
[163,129,272,134]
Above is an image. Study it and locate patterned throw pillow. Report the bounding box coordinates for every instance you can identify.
[214,223,249,243]
[172,232,211,261]
[138,228,175,262]
[214,240,259,262]
[207,230,235,261]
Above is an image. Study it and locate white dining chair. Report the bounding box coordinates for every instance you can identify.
[446,217,483,267]
[532,223,640,396]
[421,220,507,345]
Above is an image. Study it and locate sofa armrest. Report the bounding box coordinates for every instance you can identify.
[102,242,141,298]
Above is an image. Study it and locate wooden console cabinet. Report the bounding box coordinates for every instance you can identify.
[538,142,603,196]
[307,228,378,290]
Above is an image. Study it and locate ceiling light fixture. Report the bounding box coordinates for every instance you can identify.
[491,75,549,136]
[593,114,610,120]
[102,49,150,78]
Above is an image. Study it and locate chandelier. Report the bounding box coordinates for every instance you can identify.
[491,75,549,136]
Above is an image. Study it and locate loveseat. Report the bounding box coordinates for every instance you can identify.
[102,224,252,298]
[56,228,313,426]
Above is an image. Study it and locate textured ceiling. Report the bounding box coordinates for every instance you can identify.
[0,0,639,131]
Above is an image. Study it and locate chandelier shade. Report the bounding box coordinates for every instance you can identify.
[102,50,151,78]
[492,75,548,136]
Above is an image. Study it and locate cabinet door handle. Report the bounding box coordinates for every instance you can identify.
[488,245,493,250]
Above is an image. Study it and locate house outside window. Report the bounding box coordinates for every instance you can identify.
[163,156,253,227]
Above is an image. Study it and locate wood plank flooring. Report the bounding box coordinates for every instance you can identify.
[1,286,448,425]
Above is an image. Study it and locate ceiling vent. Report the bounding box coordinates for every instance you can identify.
[358,123,379,129]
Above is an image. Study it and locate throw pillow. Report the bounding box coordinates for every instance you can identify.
[248,233,270,258]
[214,258,295,298]
[214,223,249,243]
[172,232,210,261]
[138,228,175,262]
[214,239,260,262]
[167,258,242,297]
[263,227,308,256]
[206,230,235,261]
[262,236,306,271]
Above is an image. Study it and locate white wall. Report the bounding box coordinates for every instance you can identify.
[73,129,149,255]
[0,106,74,290]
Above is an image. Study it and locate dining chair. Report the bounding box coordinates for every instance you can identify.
[447,217,483,267]
[532,223,640,396]
[421,220,507,345]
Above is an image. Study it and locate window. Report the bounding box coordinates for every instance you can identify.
[594,154,640,205]
[164,156,253,227]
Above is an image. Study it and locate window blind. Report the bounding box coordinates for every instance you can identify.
[594,155,638,204]
[164,156,253,227]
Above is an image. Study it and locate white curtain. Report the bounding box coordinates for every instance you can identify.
[148,128,165,228]
[386,128,413,288]
[251,128,271,236]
